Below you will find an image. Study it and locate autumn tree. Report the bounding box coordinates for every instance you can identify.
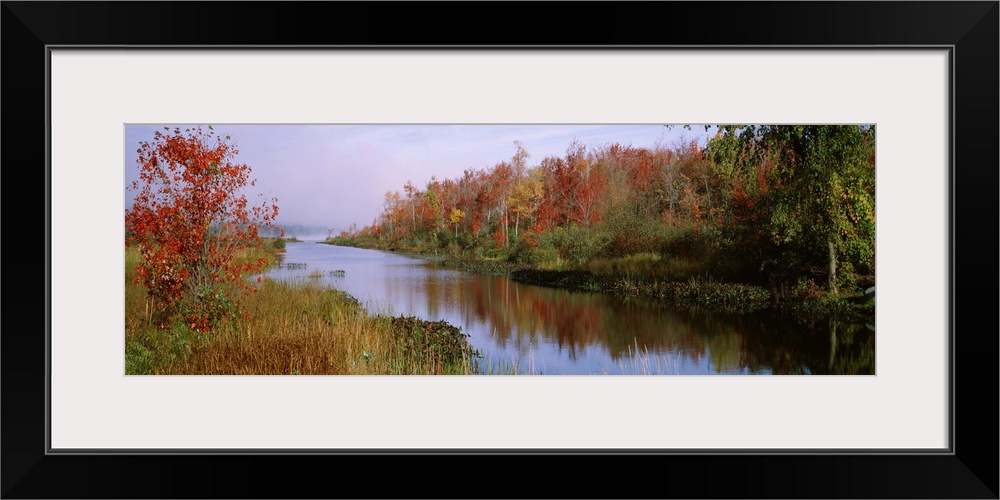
[508,171,545,242]
[125,126,281,331]
[424,176,444,232]
[381,190,402,237]
[449,208,466,237]
[403,181,420,232]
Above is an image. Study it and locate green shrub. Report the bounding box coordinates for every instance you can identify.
[537,225,611,264]
[387,316,482,373]
[124,322,210,375]
[601,207,663,256]
[531,247,561,268]
[484,247,508,260]
[662,224,720,259]
[470,245,485,260]
[507,238,536,264]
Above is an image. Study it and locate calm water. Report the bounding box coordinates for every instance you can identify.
[264,241,875,375]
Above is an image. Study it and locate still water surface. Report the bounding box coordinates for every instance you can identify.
[265,241,875,375]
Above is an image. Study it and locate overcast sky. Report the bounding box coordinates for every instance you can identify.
[124,124,710,234]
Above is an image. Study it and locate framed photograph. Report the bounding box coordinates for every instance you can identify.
[4,2,996,498]
[119,121,877,378]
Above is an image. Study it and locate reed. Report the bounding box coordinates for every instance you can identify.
[479,355,524,375]
[610,340,681,375]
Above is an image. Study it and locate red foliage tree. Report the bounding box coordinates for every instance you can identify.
[125,126,281,331]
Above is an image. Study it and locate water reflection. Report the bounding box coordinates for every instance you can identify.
[266,242,874,375]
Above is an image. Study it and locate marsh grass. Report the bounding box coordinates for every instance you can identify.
[233,243,279,268]
[610,278,772,313]
[478,354,555,375]
[125,245,480,375]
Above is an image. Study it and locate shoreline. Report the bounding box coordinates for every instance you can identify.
[321,239,875,323]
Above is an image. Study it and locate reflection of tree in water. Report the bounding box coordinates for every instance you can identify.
[478,277,607,360]
[412,271,874,374]
[826,321,875,375]
[597,298,709,362]
[738,313,875,374]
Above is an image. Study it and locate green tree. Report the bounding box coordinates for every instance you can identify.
[716,125,875,293]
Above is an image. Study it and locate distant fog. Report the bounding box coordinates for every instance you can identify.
[263,223,335,241]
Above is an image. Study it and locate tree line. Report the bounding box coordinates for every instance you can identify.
[334,125,875,295]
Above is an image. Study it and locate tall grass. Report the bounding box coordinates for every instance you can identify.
[478,354,539,375]
[125,245,479,375]
[584,252,705,281]
[608,341,681,375]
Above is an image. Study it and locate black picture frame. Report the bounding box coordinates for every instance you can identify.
[3,2,997,498]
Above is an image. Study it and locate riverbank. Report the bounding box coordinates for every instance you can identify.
[124,244,481,375]
[324,240,875,323]
[507,268,874,322]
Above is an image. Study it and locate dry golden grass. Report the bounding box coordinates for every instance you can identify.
[176,281,392,374]
[125,245,479,375]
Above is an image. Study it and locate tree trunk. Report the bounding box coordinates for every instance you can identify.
[827,237,838,294]
[502,205,509,247]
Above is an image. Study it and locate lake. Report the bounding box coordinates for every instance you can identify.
[264,240,875,375]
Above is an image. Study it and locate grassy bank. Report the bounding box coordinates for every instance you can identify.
[261,236,303,252]
[125,245,481,375]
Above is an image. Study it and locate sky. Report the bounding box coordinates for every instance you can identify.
[124,124,711,235]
